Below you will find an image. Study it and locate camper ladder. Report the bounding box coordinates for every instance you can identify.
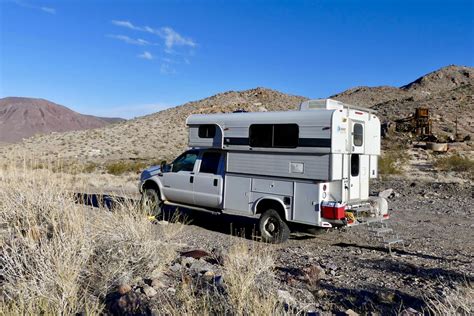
[366,220,405,255]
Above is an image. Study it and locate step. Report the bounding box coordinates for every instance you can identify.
[368,227,393,236]
[383,237,404,245]
[383,237,405,255]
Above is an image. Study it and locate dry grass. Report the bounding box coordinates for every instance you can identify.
[223,242,279,315]
[0,161,180,315]
[159,241,280,315]
[423,281,473,315]
[0,158,280,315]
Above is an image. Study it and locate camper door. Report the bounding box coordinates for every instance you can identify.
[349,120,364,200]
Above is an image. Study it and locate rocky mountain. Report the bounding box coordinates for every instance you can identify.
[0,65,472,163]
[331,65,474,136]
[0,97,124,143]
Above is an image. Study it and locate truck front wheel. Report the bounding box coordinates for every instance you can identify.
[259,209,290,243]
[141,188,162,218]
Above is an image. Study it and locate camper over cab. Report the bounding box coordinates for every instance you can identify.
[139,98,389,243]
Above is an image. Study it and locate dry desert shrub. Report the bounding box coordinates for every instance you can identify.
[0,162,181,315]
[379,145,408,176]
[85,198,179,296]
[161,240,280,315]
[423,281,473,315]
[0,164,98,314]
[223,242,279,315]
[434,154,474,178]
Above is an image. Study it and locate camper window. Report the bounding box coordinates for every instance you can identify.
[199,152,221,174]
[198,125,216,138]
[351,154,359,176]
[249,124,298,148]
[353,123,363,146]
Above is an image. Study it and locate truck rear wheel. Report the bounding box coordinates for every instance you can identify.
[259,209,290,243]
[141,188,162,218]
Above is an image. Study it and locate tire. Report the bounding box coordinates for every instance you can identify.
[259,209,290,243]
[141,188,162,218]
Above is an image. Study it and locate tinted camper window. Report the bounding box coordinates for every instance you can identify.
[351,154,359,177]
[249,124,273,147]
[353,123,363,146]
[198,125,216,138]
[249,124,298,148]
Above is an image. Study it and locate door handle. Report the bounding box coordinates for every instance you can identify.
[190,176,194,183]
[213,179,218,187]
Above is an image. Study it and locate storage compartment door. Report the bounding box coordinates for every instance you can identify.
[293,182,320,225]
[223,175,252,214]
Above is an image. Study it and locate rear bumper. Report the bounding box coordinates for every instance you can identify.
[324,213,390,227]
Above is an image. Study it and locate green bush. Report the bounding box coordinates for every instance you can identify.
[434,154,474,177]
[379,155,402,175]
[82,162,98,173]
[106,161,148,175]
[379,146,408,176]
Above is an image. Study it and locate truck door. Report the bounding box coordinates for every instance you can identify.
[161,150,198,205]
[193,151,224,208]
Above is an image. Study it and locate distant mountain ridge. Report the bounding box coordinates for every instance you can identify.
[0,65,472,163]
[0,97,125,143]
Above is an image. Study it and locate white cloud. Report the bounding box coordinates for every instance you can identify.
[111,20,196,49]
[13,1,56,14]
[138,51,154,60]
[160,27,196,49]
[107,34,150,46]
[40,6,56,14]
[111,20,141,31]
[160,63,176,75]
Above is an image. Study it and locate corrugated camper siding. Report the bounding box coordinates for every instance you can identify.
[227,152,330,180]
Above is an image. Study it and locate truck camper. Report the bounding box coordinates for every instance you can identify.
[139,99,389,243]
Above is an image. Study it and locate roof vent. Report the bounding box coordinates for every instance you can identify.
[300,99,344,111]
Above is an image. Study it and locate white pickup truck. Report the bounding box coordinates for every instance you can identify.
[139,99,389,243]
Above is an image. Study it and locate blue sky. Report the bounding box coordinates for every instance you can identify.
[0,0,473,118]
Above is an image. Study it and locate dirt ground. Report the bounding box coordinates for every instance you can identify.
[158,179,473,314]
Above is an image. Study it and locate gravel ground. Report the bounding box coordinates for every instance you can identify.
[164,179,473,314]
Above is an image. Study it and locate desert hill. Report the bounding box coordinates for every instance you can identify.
[0,65,472,164]
[0,97,124,143]
[0,89,306,162]
[331,65,474,136]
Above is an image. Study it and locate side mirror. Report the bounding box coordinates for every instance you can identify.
[160,160,167,171]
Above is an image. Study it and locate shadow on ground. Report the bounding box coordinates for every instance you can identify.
[73,192,290,241]
[333,242,472,264]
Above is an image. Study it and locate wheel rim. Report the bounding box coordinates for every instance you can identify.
[263,217,280,237]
